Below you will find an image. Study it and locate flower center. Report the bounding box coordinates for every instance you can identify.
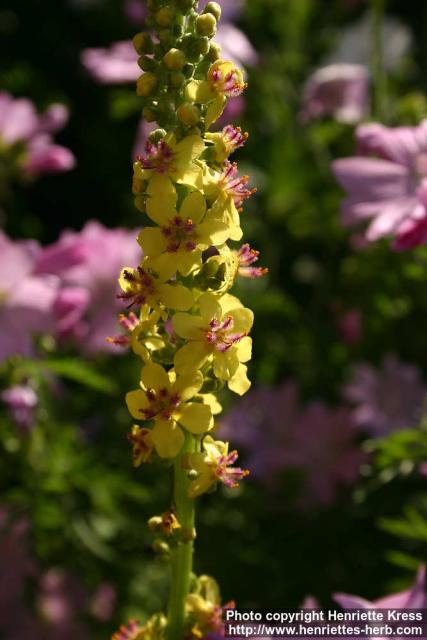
[215,450,249,487]
[205,315,245,352]
[118,267,156,307]
[208,63,247,98]
[140,387,181,421]
[219,161,256,209]
[137,140,176,174]
[161,216,199,252]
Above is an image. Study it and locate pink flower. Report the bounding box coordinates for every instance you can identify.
[344,355,426,437]
[1,385,38,431]
[333,120,427,249]
[0,92,75,177]
[80,40,140,84]
[282,404,366,505]
[301,64,369,123]
[36,221,141,354]
[0,231,59,362]
[221,382,365,505]
[334,565,427,640]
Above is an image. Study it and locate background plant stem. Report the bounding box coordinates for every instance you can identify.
[371,0,388,121]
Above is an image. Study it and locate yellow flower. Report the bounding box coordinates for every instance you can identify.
[205,125,248,163]
[185,435,249,498]
[133,133,205,212]
[138,190,230,278]
[128,425,155,466]
[126,363,214,458]
[186,60,247,127]
[173,292,253,395]
[185,575,224,639]
[118,257,193,315]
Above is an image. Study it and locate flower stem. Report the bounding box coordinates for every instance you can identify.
[370,0,388,121]
[166,433,196,640]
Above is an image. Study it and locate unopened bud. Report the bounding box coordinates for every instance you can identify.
[156,6,174,27]
[181,527,197,542]
[195,37,210,56]
[138,55,155,71]
[133,32,154,55]
[163,48,186,71]
[148,516,163,531]
[204,1,221,20]
[158,29,173,46]
[208,42,222,62]
[170,72,186,88]
[195,13,217,37]
[177,102,200,126]
[149,128,167,143]
[152,539,170,555]
[137,73,157,97]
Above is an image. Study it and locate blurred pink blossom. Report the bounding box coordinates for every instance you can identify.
[334,565,427,640]
[335,307,363,345]
[0,92,75,177]
[344,355,427,436]
[333,120,427,249]
[1,384,38,431]
[0,231,59,362]
[301,64,369,124]
[36,221,141,354]
[221,382,365,505]
[81,40,140,84]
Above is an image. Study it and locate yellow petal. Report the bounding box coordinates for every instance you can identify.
[140,362,171,391]
[188,471,214,498]
[177,249,203,277]
[198,293,221,321]
[200,393,223,415]
[147,173,177,219]
[185,80,216,104]
[236,336,252,363]
[151,419,185,458]
[176,163,204,190]
[228,363,251,396]
[213,349,239,380]
[220,293,243,314]
[173,370,204,401]
[205,95,226,127]
[173,313,205,340]
[174,342,210,374]
[229,307,254,333]
[180,190,206,224]
[158,283,194,310]
[198,219,230,245]
[175,135,205,165]
[178,402,213,434]
[126,389,148,420]
[138,227,167,256]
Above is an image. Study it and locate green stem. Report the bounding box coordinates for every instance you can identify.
[166,433,197,640]
[370,0,388,121]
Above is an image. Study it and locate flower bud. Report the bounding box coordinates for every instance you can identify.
[195,37,210,56]
[204,1,221,20]
[138,55,155,71]
[208,42,222,62]
[149,128,167,143]
[163,48,186,71]
[136,73,157,97]
[176,102,200,126]
[148,516,163,531]
[158,29,173,46]
[152,539,170,555]
[181,527,197,542]
[195,13,217,37]
[133,32,154,55]
[156,6,174,27]
[170,72,186,88]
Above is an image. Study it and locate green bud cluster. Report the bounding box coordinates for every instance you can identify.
[132,0,221,135]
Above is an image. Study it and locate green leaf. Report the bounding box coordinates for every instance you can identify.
[29,359,118,394]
